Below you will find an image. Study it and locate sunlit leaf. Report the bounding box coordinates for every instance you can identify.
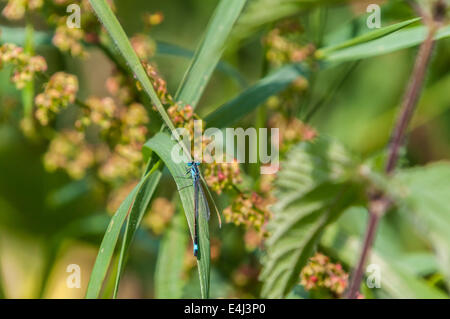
[175,0,247,105]
[144,132,210,298]
[205,64,307,128]
[155,209,189,298]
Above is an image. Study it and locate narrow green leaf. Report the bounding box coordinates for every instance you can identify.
[156,41,248,88]
[155,209,189,298]
[175,0,247,105]
[260,138,360,298]
[88,0,177,134]
[205,64,307,128]
[228,0,345,48]
[85,187,138,298]
[317,17,421,57]
[144,132,210,298]
[113,161,162,298]
[85,166,160,298]
[322,25,450,63]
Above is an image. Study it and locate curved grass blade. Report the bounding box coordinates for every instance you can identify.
[205,64,307,128]
[316,17,421,57]
[144,132,210,298]
[175,0,247,105]
[112,160,162,298]
[88,0,177,134]
[322,24,450,63]
[155,209,189,298]
[85,164,161,298]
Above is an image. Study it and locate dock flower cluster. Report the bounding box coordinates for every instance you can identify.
[224,192,272,234]
[264,19,315,68]
[268,113,317,154]
[1,0,43,20]
[35,72,78,125]
[203,160,242,195]
[0,43,47,89]
[300,253,351,298]
[44,130,94,180]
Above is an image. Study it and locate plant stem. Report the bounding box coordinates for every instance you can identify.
[346,0,446,298]
[346,195,388,298]
[385,25,437,173]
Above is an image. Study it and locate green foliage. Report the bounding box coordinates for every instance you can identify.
[388,163,450,288]
[88,0,177,133]
[85,164,162,298]
[317,17,421,57]
[205,64,307,128]
[1,0,449,300]
[175,0,247,105]
[260,137,362,298]
[322,24,450,63]
[144,132,210,298]
[113,161,162,298]
[155,210,189,298]
[321,207,447,298]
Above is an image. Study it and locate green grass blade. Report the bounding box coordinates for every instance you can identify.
[205,64,307,128]
[156,41,248,88]
[155,209,189,298]
[88,0,176,133]
[85,186,138,298]
[85,166,160,298]
[175,0,247,105]
[322,24,450,63]
[112,161,163,298]
[144,132,210,298]
[317,17,421,57]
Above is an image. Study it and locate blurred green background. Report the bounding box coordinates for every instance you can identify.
[0,0,449,298]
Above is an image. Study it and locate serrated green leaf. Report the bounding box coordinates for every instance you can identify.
[175,0,247,105]
[155,209,189,298]
[205,64,307,128]
[387,163,450,289]
[260,137,360,298]
[144,132,210,299]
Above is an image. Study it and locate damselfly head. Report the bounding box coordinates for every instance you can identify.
[187,161,201,167]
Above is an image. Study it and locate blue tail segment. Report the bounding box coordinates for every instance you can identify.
[193,243,199,257]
